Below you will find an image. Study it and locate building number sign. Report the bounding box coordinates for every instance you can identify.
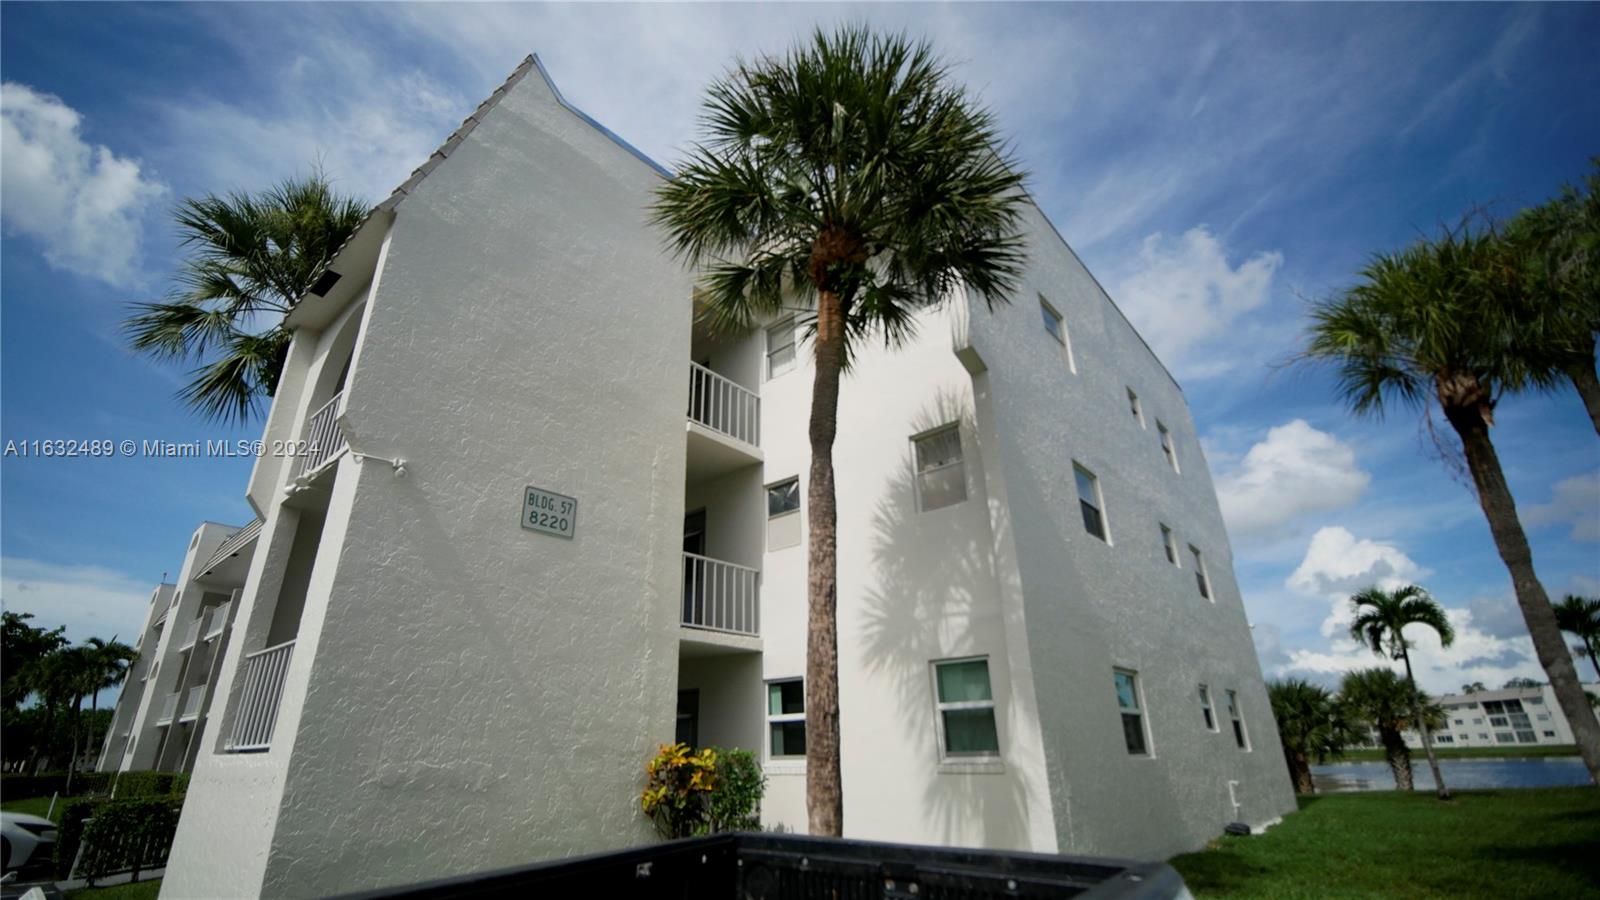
[522,486,577,539]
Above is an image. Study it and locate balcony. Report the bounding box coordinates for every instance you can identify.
[228,640,295,752]
[204,601,231,640]
[156,692,179,726]
[686,364,760,482]
[681,553,760,656]
[295,391,348,479]
[179,685,206,723]
[177,616,203,651]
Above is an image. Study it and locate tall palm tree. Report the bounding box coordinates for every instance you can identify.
[652,27,1027,835]
[1506,160,1599,436]
[79,637,138,767]
[1339,667,1443,792]
[1268,678,1363,794]
[124,173,367,424]
[1306,219,1600,787]
[1348,585,1455,800]
[1555,595,1600,682]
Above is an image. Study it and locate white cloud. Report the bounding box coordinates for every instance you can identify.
[1,557,154,647]
[1215,420,1369,538]
[1,82,166,286]
[1112,226,1283,380]
[1287,526,1426,607]
[1523,469,1600,543]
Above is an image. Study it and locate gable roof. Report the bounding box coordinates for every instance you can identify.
[292,53,669,310]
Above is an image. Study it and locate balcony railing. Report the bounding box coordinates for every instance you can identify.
[180,686,206,722]
[688,363,759,446]
[204,601,231,640]
[177,615,203,651]
[295,391,347,478]
[228,640,295,752]
[156,692,179,726]
[681,553,759,637]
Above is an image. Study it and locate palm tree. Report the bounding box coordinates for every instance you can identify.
[79,637,138,767]
[1340,667,1443,791]
[1305,219,1600,787]
[652,27,1027,835]
[1555,595,1600,682]
[1267,678,1362,794]
[124,173,367,424]
[1348,585,1456,800]
[1506,160,1599,436]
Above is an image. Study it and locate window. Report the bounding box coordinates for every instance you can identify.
[1489,716,1508,728]
[1157,422,1179,472]
[1226,689,1249,750]
[1127,388,1144,426]
[1436,734,1454,744]
[1198,684,1217,731]
[1516,730,1537,743]
[766,477,801,550]
[1478,733,1490,740]
[1473,717,1484,724]
[933,659,1000,757]
[1160,524,1178,566]
[1544,730,1556,738]
[1527,696,1543,705]
[1074,464,1107,541]
[766,317,796,379]
[1453,719,1464,726]
[1495,732,1514,744]
[1039,296,1075,371]
[1537,713,1551,721]
[913,425,967,511]
[1190,546,1211,599]
[1114,670,1149,755]
[767,680,805,758]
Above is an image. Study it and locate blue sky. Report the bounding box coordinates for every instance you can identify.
[2,3,1597,698]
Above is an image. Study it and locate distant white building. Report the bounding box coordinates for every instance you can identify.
[153,55,1294,898]
[97,520,257,775]
[1392,684,1597,750]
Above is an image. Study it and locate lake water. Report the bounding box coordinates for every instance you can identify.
[1311,757,1592,792]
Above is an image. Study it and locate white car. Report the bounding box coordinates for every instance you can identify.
[0,812,57,876]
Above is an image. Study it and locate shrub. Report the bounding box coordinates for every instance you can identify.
[639,744,767,839]
[112,771,177,798]
[76,798,182,884]
[55,799,105,878]
[641,743,719,839]
[703,748,764,834]
[1,771,112,800]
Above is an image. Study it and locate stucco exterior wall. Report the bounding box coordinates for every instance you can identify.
[235,67,693,897]
[962,203,1296,859]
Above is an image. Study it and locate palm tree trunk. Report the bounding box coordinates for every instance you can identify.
[1444,405,1600,786]
[1288,750,1314,794]
[86,691,99,771]
[1382,728,1413,790]
[1566,338,1600,439]
[1401,649,1450,800]
[1588,638,1600,684]
[65,694,83,794]
[805,287,845,837]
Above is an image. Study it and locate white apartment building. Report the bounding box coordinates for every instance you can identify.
[97,520,257,775]
[1393,684,1594,750]
[159,56,1295,898]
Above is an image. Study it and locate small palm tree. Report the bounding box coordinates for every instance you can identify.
[652,26,1028,834]
[1348,585,1455,799]
[1268,678,1363,794]
[1305,219,1600,787]
[1506,160,1599,436]
[124,173,367,423]
[1340,667,1443,791]
[1555,595,1600,682]
[79,637,138,768]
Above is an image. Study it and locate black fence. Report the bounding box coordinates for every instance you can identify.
[332,833,1186,900]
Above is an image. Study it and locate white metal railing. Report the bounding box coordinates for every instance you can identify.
[295,391,347,477]
[681,552,760,637]
[156,693,179,726]
[178,616,202,650]
[180,686,205,722]
[688,363,760,446]
[204,601,230,640]
[228,640,295,752]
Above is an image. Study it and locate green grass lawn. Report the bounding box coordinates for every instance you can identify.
[1336,744,1578,762]
[1170,788,1599,899]
[0,794,87,823]
[64,880,162,900]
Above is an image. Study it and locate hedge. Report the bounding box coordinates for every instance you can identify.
[1,771,113,801]
[75,798,182,884]
[110,771,187,799]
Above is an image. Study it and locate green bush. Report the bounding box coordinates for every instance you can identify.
[2,771,112,801]
[111,772,176,799]
[703,748,764,834]
[56,799,105,878]
[639,744,766,839]
[76,799,181,884]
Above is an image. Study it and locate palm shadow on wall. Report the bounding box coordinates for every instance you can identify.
[857,388,1034,848]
